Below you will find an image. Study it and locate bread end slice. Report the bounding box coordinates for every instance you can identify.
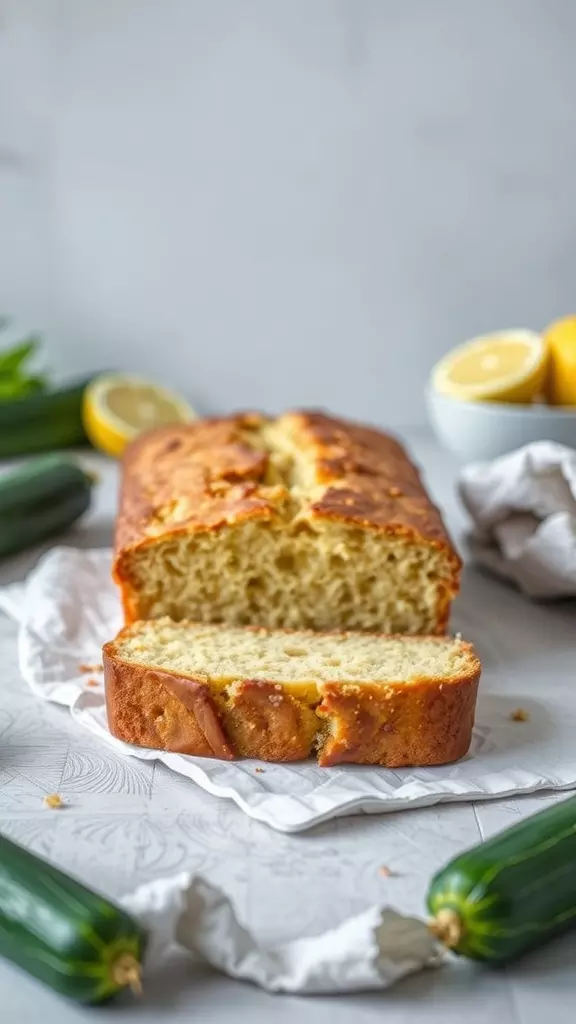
[103,619,481,768]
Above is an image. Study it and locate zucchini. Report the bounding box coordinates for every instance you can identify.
[0,833,146,1003]
[0,377,93,457]
[0,454,93,559]
[427,794,576,963]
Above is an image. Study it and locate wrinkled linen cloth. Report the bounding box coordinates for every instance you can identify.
[459,441,576,597]
[122,872,440,993]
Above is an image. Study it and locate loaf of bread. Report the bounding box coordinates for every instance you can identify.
[113,410,461,635]
[103,619,480,767]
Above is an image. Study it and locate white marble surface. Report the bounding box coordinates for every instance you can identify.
[1,433,575,1022]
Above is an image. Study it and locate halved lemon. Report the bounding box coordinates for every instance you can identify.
[543,316,576,406]
[83,374,196,457]
[431,329,548,403]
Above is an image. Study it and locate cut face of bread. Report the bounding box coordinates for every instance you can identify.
[109,618,474,686]
[103,619,481,767]
[114,411,461,634]
[122,521,453,634]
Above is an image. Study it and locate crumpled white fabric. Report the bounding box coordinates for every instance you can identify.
[121,872,439,993]
[459,441,576,598]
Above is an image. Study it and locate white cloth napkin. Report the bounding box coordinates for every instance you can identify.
[459,441,576,598]
[122,872,439,993]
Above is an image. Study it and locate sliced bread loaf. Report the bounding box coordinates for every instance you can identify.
[103,618,480,767]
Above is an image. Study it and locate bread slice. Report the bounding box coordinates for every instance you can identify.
[113,411,461,635]
[103,619,481,767]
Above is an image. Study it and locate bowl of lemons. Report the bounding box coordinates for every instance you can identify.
[426,317,576,461]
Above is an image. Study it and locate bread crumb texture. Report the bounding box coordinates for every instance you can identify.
[43,793,64,810]
[511,708,530,722]
[114,411,460,635]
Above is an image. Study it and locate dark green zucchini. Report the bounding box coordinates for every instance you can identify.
[0,377,93,457]
[427,794,576,963]
[0,833,146,1003]
[0,454,94,559]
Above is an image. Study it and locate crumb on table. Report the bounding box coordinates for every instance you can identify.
[79,663,103,674]
[378,864,393,878]
[511,708,530,722]
[86,678,99,687]
[43,793,64,810]
[254,767,265,773]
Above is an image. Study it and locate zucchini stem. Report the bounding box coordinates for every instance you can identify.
[429,909,464,949]
[110,953,143,996]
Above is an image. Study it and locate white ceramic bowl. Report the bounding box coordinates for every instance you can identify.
[426,385,576,462]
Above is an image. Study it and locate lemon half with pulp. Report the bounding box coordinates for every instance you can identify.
[83,374,196,457]
[432,329,548,403]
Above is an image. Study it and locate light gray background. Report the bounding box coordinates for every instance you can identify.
[1,0,576,425]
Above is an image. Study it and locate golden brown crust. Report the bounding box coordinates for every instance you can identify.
[315,676,479,767]
[147,669,235,760]
[114,410,460,558]
[221,680,320,762]
[290,410,453,544]
[113,415,275,563]
[103,634,481,768]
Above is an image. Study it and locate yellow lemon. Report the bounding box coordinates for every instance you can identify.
[543,316,576,406]
[431,329,548,403]
[83,374,196,457]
